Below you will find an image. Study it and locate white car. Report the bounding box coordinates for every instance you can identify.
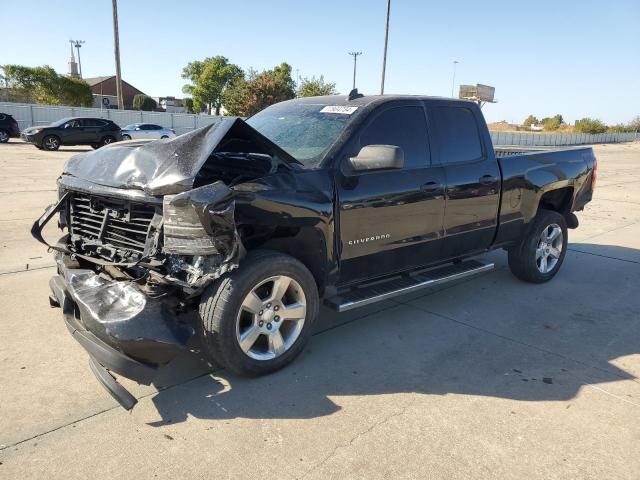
[121,123,176,140]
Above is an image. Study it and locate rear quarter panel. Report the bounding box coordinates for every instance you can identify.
[494,147,595,246]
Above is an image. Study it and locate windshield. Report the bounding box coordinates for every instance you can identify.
[246,102,357,167]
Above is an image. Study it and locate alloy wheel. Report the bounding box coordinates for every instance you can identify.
[44,137,59,150]
[235,275,307,361]
[536,223,563,273]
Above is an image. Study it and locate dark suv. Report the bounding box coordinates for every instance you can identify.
[21,117,122,151]
[0,113,20,143]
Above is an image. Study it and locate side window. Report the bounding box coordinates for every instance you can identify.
[432,107,483,164]
[150,124,162,130]
[359,106,430,169]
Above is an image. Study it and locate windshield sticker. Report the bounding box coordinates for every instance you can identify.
[320,106,358,115]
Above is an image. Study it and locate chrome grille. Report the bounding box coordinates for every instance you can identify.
[69,192,156,256]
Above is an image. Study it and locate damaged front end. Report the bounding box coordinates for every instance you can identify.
[33,118,298,408]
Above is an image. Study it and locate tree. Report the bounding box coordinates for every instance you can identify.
[541,114,563,131]
[297,75,337,97]
[222,62,296,117]
[181,56,243,115]
[2,64,93,107]
[575,118,607,134]
[132,94,157,111]
[523,115,539,127]
[629,116,640,132]
[183,97,195,113]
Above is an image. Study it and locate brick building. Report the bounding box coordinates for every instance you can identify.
[84,76,148,110]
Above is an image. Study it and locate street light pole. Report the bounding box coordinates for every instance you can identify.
[451,60,459,98]
[380,0,391,94]
[111,0,124,110]
[348,51,362,90]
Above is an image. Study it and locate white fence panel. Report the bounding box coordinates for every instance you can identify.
[0,101,223,136]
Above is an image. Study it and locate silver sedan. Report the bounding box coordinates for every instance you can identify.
[120,123,177,140]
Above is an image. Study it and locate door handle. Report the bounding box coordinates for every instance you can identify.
[420,181,443,192]
[479,175,498,185]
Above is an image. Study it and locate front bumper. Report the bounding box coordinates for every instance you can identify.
[49,262,194,409]
[21,132,39,144]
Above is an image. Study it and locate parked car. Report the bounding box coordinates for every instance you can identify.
[121,123,176,140]
[0,113,21,143]
[33,92,596,409]
[21,117,122,151]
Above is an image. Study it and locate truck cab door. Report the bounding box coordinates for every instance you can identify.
[336,103,445,286]
[428,103,501,258]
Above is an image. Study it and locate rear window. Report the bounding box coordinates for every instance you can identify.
[432,107,483,164]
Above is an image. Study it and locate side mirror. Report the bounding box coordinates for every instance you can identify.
[348,145,404,172]
[135,127,141,131]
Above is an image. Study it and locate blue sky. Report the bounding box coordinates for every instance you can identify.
[3,0,639,124]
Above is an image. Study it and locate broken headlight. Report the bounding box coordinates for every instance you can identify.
[162,194,219,255]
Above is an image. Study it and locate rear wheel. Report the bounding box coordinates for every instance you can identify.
[0,130,9,143]
[198,251,319,376]
[100,135,116,147]
[508,209,568,283]
[42,135,60,151]
[160,135,169,139]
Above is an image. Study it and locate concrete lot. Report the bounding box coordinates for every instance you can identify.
[0,140,639,479]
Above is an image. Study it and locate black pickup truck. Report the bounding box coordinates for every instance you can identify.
[33,93,596,409]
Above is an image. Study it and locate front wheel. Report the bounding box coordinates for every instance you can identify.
[42,135,60,151]
[198,251,319,376]
[508,209,568,283]
[0,129,9,143]
[122,134,131,140]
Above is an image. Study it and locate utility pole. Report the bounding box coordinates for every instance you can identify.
[111,0,124,110]
[451,60,459,97]
[72,40,85,78]
[380,0,391,94]
[348,51,362,90]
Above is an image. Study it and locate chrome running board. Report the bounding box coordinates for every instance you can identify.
[325,259,494,312]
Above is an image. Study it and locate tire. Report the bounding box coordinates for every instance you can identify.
[122,134,131,140]
[42,135,60,151]
[99,135,116,147]
[0,130,9,143]
[198,250,319,376]
[91,144,100,150]
[508,209,568,283]
[160,135,169,139]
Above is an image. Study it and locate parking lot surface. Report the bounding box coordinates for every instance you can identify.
[1,140,639,479]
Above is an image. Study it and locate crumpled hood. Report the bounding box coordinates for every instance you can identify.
[61,117,300,196]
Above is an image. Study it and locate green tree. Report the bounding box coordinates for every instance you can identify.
[183,97,195,113]
[223,62,296,117]
[541,114,563,131]
[574,118,607,134]
[132,94,157,111]
[2,64,92,107]
[523,115,539,127]
[181,56,243,115]
[629,116,640,132]
[297,75,338,97]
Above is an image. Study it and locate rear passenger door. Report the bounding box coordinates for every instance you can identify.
[428,103,501,258]
[79,119,103,143]
[337,102,446,284]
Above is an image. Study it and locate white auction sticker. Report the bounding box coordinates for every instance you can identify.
[320,106,358,114]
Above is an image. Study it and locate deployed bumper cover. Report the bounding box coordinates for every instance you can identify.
[49,262,193,409]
